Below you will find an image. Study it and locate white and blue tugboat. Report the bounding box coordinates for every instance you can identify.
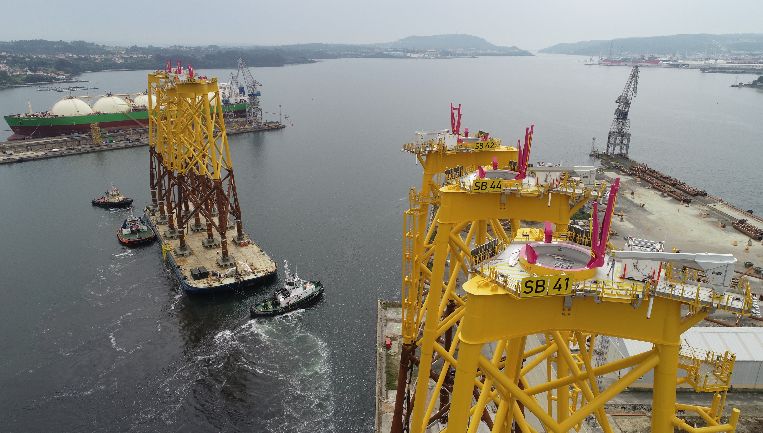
[250,261,324,317]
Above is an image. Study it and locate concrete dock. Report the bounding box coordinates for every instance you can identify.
[375,300,401,433]
[0,121,285,165]
[606,171,763,295]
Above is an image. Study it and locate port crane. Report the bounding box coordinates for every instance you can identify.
[391,105,756,433]
[606,66,639,157]
[229,58,263,125]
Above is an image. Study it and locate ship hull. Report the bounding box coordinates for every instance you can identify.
[117,231,157,247]
[92,197,134,208]
[4,103,247,140]
[250,286,324,317]
[9,119,149,139]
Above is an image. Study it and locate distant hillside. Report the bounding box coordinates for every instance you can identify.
[382,34,532,55]
[0,40,112,55]
[0,35,531,87]
[277,35,532,58]
[540,33,763,56]
[0,39,313,68]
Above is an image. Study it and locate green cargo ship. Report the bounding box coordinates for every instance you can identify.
[4,95,247,140]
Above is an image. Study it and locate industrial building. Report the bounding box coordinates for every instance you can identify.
[618,327,763,390]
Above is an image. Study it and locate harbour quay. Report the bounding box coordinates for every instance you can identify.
[0,121,285,165]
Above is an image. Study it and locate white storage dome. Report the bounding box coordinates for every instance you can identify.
[132,94,156,109]
[50,98,93,116]
[92,95,131,114]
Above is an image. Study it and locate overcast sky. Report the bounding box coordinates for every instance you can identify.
[3,0,761,50]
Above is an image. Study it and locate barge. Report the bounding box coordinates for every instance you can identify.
[145,208,276,294]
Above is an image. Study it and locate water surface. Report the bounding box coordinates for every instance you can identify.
[0,55,762,432]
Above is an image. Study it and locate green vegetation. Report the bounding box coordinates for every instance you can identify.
[2,53,152,76]
[540,33,763,56]
[382,34,532,55]
[0,70,55,87]
[0,36,531,88]
[0,40,110,55]
[0,40,316,88]
[385,352,398,390]
[736,75,763,88]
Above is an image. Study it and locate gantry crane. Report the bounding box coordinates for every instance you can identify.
[393,105,757,433]
[606,66,639,158]
[229,57,263,126]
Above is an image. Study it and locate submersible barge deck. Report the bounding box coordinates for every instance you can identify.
[146,208,276,294]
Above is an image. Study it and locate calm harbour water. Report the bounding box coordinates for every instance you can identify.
[0,55,762,432]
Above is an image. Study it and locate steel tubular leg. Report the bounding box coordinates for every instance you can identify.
[504,337,526,431]
[571,333,614,433]
[652,301,681,433]
[477,220,488,245]
[467,340,506,433]
[447,341,483,432]
[391,343,413,433]
[510,219,520,240]
[410,223,453,433]
[556,333,570,423]
[652,342,680,433]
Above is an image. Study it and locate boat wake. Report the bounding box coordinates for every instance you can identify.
[33,287,335,432]
[212,313,337,432]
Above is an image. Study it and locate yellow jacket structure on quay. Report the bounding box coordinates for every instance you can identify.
[390,105,759,433]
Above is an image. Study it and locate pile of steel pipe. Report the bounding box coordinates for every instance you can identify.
[733,219,763,241]
[626,163,707,197]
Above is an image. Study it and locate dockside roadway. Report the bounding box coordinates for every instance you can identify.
[605,171,763,295]
[0,121,285,165]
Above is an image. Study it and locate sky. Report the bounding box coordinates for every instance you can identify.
[2,0,762,50]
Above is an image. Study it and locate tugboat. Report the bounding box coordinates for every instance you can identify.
[117,213,156,246]
[250,261,324,317]
[92,185,133,208]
